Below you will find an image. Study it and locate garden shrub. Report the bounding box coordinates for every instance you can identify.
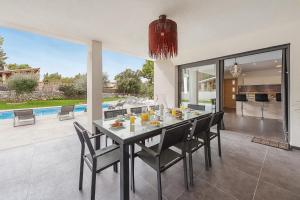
[58,85,77,98]
[7,73,38,95]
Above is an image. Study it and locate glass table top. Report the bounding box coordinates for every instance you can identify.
[94,110,211,143]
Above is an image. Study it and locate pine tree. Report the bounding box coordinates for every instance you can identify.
[0,36,7,70]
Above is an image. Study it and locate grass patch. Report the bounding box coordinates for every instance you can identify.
[0,97,124,110]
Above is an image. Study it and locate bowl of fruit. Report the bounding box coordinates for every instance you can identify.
[110,121,124,129]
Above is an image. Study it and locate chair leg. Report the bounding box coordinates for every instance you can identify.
[204,140,209,171]
[208,140,212,167]
[183,156,189,190]
[105,136,108,147]
[188,153,193,186]
[157,171,162,200]
[79,156,84,190]
[207,139,211,167]
[91,167,96,200]
[218,131,222,157]
[113,163,118,173]
[130,144,135,192]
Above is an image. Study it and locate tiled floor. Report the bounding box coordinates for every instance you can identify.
[0,112,88,150]
[0,127,300,200]
[223,110,285,141]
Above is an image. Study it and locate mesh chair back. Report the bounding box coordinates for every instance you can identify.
[149,105,159,111]
[61,105,74,114]
[158,123,191,153]
[188,104,205,111]
[191,116,212,138]
[73,122,95,156]
[104,109,127,119]
[14,109,33,117]
[130,107,146,114]
[210,111,224,127]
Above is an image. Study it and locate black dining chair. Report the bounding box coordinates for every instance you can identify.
[104,109,127,119]
[130,106,147,114]
[188,104,206,111]
[174,116,212,185]
[103,109,128,146]
[207,111,224,166]
[149,105,160,111]
[73,122,120,200]
[132,123,191,200]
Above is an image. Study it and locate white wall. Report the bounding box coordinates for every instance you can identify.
[154,20,300,147]
[154,60,178,108]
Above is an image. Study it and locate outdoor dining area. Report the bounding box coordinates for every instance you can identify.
[74,104,223,200]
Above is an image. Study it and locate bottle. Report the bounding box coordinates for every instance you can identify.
[159,104,164,121]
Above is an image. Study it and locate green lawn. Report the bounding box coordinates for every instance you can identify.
[0,97,123,110]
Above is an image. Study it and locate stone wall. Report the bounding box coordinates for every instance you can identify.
[0,90,64,101]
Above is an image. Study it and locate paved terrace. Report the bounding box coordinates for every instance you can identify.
[0,114,300,200]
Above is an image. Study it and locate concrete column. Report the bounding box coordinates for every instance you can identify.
[188,70,198,104]
[87,40,102,133]
[154,60,178,108]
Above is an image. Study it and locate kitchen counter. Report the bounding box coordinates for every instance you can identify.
[236,100,282,120]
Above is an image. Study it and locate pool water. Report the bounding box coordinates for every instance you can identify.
[0,104,109,120]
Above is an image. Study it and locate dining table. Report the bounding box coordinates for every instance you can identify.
[93,109,211,200]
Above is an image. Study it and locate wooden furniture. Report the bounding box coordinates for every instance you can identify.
[224,78,237,109]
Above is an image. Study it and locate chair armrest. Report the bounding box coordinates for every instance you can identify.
[93,144,119,158]
[137,142,159,157]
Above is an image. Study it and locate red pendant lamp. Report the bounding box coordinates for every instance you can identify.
[149,15,178,60]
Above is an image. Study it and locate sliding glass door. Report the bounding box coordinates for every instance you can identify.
[178,44,290,143]
[179,63,217,112]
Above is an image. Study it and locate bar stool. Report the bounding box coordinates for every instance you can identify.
[255,93,269,119]
[235,94,247,117]
[276,93,281,102]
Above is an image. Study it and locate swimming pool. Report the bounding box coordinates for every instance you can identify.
[0,104,110,120]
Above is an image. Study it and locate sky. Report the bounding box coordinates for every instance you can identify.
[0,27,145,80]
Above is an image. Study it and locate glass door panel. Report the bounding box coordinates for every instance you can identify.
[180,64,217,112]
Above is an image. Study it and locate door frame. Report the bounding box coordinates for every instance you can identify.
[178,44,290,143]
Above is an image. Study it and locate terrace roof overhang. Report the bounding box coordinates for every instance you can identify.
[0,0,299,65]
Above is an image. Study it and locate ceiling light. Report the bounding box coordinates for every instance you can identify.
[230,58,242,78]
[149,15,178,59]
[275,64,282,68]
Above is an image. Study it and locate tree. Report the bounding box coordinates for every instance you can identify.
[140,60,154,84]
[43,72,62,83]
[114,69,141,95]
[73,74,87,95]
[7,63,31,70]
[140,60,154,98]
[103,73,109,86]
[0,36,7,70]
[7,73,38,95]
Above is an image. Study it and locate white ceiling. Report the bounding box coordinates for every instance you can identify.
[0,0,299,64]
[224,51,283,78]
